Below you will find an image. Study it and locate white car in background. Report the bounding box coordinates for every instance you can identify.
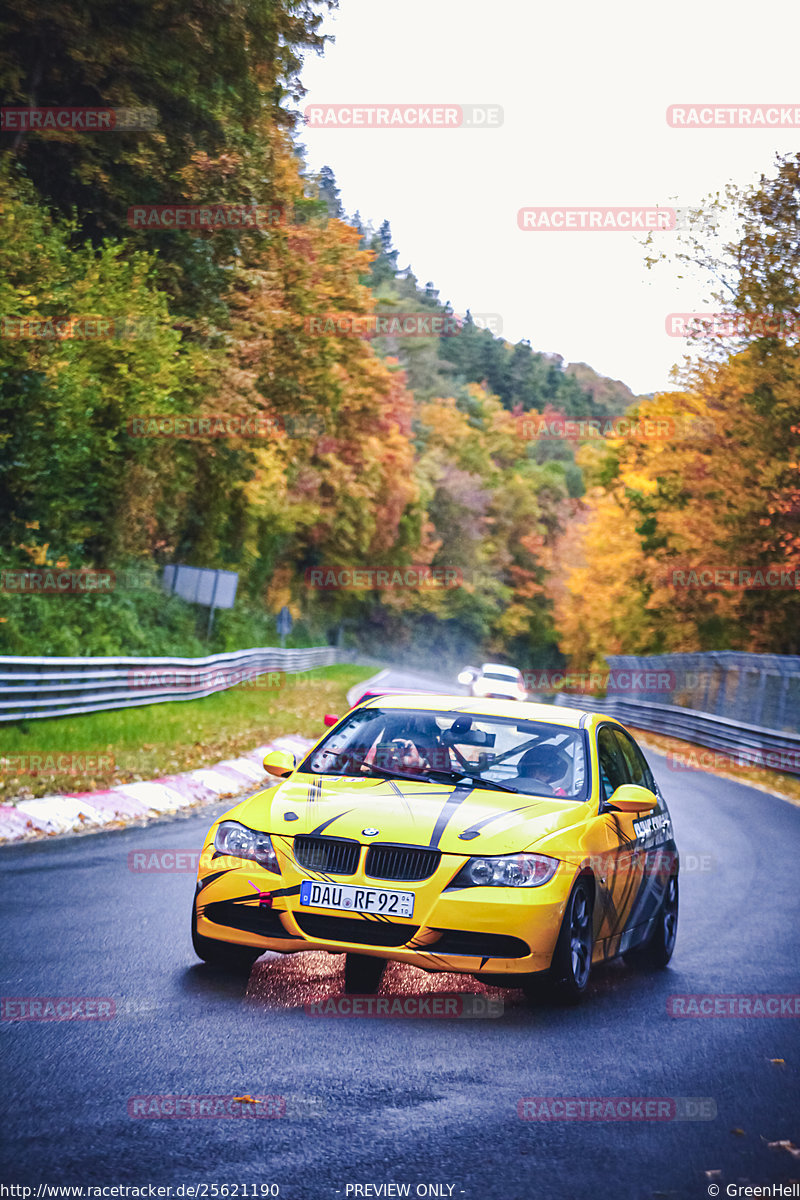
[458,662,528,702]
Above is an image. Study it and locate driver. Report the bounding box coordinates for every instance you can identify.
[514,744,571,796]
[376,715,446,774]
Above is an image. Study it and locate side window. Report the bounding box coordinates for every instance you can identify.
[596,726,629,801]
[613,730,657,792]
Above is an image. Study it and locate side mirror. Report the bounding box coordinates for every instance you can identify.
[323,713,339,727]
[263,750,297,778]
[607,783,658,813]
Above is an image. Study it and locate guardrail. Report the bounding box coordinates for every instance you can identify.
[0,646,347,722]
[553,693,800,776]
[605,651,800,732]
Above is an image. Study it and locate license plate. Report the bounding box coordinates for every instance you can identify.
[299,880,414,919]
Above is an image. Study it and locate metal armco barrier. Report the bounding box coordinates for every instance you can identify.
[553,652,800,777]
[605,651,800,732]
[0,646,347,722]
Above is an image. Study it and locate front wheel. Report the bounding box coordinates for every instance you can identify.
[344,953,387,994]
[543,877,594,1005]
[191,905,262,972]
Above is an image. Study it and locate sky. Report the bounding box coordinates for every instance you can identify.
[297,0,800,395]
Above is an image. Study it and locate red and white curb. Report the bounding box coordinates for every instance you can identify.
[0,734,312,844]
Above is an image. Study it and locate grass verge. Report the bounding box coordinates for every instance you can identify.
[0,664,373,802]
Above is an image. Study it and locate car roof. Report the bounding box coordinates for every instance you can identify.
[480,663,520,675]
[357,692,592,728]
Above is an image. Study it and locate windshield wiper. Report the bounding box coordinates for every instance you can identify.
[320,757,439,786]
[420,767,520,793]
[438,772,520,792]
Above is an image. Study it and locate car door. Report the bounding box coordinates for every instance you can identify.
[594,724,647,954]
[611,727,674,930]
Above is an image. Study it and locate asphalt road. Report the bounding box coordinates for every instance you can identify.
[1,727,799,1199]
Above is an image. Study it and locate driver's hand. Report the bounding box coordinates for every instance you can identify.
[392,739,425,772]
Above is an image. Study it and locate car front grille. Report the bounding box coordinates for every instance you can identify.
[294,914,418,947]
[364,843,441,882]
[293,835,360,875]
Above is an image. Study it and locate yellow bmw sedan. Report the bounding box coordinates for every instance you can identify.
[191,695,679,1003]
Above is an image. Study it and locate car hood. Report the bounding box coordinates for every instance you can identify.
[232,773,587,856]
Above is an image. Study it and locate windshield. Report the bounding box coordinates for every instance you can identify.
[300,708,589,801]
[483,670,519,682]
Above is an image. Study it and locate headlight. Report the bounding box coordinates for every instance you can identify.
[450,853,558,888]
[214,821,279,872]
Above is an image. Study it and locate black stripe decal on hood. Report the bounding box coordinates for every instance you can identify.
[459,802,544,840]
[308,810,354,836]
[428,785,473,848]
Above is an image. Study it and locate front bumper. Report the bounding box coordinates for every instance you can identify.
[194,838,575,977]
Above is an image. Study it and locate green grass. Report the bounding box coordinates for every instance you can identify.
[0,664,373,802]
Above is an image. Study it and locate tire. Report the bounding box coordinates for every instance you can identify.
[344,953,387,995]
[191,905,262,972]
[626,874,678,969]
[543,877,594,1005]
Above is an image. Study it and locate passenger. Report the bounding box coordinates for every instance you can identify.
[514,744,571,796]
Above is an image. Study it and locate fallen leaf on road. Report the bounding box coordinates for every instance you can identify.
[232,1095,261,1104]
